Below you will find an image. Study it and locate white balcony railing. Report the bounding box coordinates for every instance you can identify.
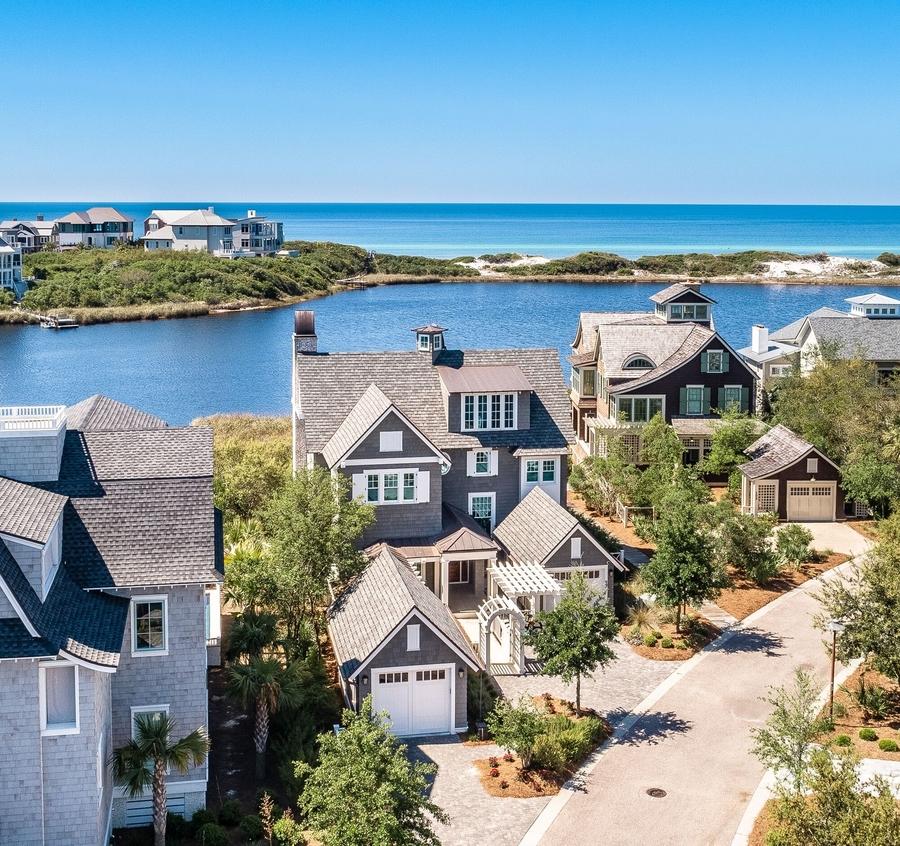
[0,405,66,432]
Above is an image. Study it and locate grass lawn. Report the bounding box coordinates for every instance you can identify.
[715,552,849,621]
[820,665,900,761]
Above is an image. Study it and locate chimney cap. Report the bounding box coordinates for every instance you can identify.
[294,310,316,336]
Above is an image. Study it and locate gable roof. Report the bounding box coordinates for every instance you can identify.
[0,476,67,544]
[597,321,698,379]
[649,283,716,305]
[66,394,167,432]
[494,487,625,570]
[327,544,479,679]
[296,347,572,452]
[140,226,175,241]
[807,316,900,361]
[739,424,836,479]
[571,311,652,355]
[770,307,845,343]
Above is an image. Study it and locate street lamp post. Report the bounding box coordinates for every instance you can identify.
[826,618,846,720]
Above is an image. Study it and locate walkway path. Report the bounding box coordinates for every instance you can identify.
[525,546,869,846]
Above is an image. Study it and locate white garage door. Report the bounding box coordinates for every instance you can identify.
[787,482,835,522]
[372,666,452,736]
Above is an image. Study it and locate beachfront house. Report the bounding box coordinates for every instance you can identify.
[142,208,284,256]
[0,215,58,253]
[56,207,134,248]
[569,283,757,463]
[293,312,624,733]
[0,236,25,299]
[739,293,900,382]
[0,396,223,843]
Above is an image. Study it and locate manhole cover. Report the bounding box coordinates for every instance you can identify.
[646,788,667,798]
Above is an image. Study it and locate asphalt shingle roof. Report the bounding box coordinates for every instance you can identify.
[296,348,573,452]
[0,476,67,543]
[327,544,480,679]
[808,316,900,361]
[321,384,394,468]
[739,424,815,480]
[648,283,716,305]
[66,395,168,432]
[494,487,578,565]
[769,307,844,343]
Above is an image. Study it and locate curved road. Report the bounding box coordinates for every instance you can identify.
[527,526,870,846]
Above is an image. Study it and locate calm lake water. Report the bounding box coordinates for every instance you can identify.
[2,280,898,424]
[2,203,900,258]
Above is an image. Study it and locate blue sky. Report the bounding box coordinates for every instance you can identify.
[6,0,899,203]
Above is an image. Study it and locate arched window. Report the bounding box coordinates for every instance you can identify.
[623,355,655,369]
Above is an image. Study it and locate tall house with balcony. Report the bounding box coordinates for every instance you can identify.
[56,207,134,248]
[0,215,58,253]
[142,208,284,256]
[0,397,222,844]
[232,209,284,255]
[569,283,757,463]
[0,235,24,298]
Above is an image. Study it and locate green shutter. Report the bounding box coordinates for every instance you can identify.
[722,351,730,372]
[703,387,711,414]
[679,387,687,415]
[741,386,750,412]
[717,387,725,411]
[700,351,708,373]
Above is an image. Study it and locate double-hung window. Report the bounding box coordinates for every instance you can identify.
[383,473,399,502]
[686,386,704,415]
[40,662,79,735]
[475,451,490,474]
[402,472,416,501]
[706,350,724,373]
[469,494,495,532]
[461,393,517,430]
[542,460,556,482]
[723,385,742,410]
[132,596,168,655]
[526,460,539,482]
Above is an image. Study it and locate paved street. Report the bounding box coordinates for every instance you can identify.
[529,540,868,846]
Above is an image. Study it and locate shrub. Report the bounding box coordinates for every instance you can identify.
[832,701,848,719]
[643,633,659,647]
[218,798,243,827]
[272,809,307,846]
[531,714,605,773]
[500,779,509,789]
[489,767,500,777]
[674,640,688,650]
[660,638,674,649]
[835,734,852,747]
[775,523,814,569]
[859,728,879,741]
[191,809,217,831]
[166,812,192,842]
[197,823,228,846]
[503,752,514,763]
[845,679,891,722]
[239,814,264,841]
[878,739,899,752]
[876,252,900,267]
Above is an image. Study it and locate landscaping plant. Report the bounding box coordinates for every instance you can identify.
[775,523,814,570]
[486,697,546,769]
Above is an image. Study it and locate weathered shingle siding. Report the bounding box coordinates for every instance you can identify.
[345,412,438,462]
[441,447,521,526]
[0,661,44,845]
[109,585,209,825]
[0,430,65,484]
[543,527,609,571]
[358,472,443,546]
[357,612,468,729]
[770,456,844,521]
[4,536,43,599]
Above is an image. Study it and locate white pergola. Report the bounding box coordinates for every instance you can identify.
[487,561,561,616]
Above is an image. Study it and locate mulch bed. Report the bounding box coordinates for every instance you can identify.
[716,552,849,621]
[847,519,880,541]
[748,798,778,846]
[475,754,561,798]
[567,492,656,556]
[623,616,720,661]
[819,665,900,761]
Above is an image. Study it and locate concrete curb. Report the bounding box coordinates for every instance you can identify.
[519,551,867,846]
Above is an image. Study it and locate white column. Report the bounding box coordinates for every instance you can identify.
[440,559,449,605]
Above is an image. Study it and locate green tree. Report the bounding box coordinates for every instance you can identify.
[817,513,900,684]
[750,668,830,793]
[698,412,762,496]
[228,657,305,778]
[225,609,279,662]
[112,714,209,846]
[704,499,779,584]
[298,697,448,846]
[485,697,546,769]
[640,492,726,631]
[262,468,374,653]
[842,440,900,518]
[636,413,684,506]
[526,573,619,715]
[767,749,900,846]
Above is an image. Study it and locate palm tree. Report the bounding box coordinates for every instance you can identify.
[226,609,279,663]
[228,657,303,778]
[112,713,209,846]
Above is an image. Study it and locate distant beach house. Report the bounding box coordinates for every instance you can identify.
[142,207,284,256]
[293,312,624,732]
[0,397,223,841]
[568,283,757,464]
[56,207,134,248]
[0,236,24,298]
[739,292,900,382]
[0,215,58,253]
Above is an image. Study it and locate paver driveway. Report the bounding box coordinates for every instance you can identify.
[528,550,869,846]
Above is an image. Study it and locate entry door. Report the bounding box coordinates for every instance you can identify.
[787,482,835,521]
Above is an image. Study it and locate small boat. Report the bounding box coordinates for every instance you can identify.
[39,316,79,329]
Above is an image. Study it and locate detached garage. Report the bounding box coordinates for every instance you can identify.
[328,544,481,737]
[739,424,843,522]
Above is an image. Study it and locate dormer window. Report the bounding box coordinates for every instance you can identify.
[623,356,655,370]
[669,303,709,321]
[462,392,516,431]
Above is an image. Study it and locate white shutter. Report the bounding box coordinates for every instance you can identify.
[351,473,366,500]
[571,536,582,560]
[466,451,476,477]
[489,449,499,476]
[416,470,430,503]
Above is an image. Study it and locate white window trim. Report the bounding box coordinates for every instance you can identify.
[460,392,518,432]
[706,349,726,373]
[685,384,705,416]
[668,302,709,321]
[406,624,420,652]
[39,661,80,736]
[622,355,656,370]
[723,384,743,409]
[467,448,497,477]
[131,595,169,657]
[379,431,403,453]
[364,469,421,505]
[467,492,497,532]
[615,395,666,422]
[131,705,171,774]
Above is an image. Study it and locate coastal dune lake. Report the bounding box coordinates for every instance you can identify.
[3,280,899,424]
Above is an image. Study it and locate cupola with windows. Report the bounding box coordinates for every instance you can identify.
[649,283,716,325]
[412,324,446,356]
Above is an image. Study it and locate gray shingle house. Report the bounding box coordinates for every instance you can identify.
[0,396,223,844]
[294,313,621,733]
